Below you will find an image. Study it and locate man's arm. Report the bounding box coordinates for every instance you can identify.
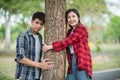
[20,58,53,69]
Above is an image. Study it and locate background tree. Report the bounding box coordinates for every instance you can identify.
[67,0,108,16]
[105,16,120,43]
[42,0,66,80]
[0,0,44,49]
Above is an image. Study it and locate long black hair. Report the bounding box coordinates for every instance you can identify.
[65,8,80,28]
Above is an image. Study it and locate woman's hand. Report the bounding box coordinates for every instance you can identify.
[42,43,53,53]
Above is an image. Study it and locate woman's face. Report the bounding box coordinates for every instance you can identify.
[67,11,79,27]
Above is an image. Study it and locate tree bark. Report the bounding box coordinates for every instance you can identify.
[42,0,66,80]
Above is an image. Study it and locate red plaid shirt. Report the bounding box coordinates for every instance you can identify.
[52,23,92,79]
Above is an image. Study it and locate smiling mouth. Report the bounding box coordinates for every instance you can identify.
[70,22,75,24]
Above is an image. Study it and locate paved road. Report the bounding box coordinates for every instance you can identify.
[93,69,120,80]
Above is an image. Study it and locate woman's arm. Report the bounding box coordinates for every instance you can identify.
[43,24,86,52]
[42,44,53,52]
[52,26,84,51]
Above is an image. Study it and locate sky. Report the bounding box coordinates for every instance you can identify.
[105,0,120,16]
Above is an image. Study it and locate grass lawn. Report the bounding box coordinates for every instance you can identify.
[0,53,16,80]
[93,55,120,71]
[91,44,120,71]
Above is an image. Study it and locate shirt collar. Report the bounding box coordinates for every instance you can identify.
[27,28,33,36]
[28,28,39,36]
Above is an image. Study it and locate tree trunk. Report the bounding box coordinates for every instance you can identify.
[42,0,66,80]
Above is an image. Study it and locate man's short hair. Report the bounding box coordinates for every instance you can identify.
[32,11,45,24]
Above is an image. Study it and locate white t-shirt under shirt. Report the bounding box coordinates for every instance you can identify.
[69,30,75,54]
[33,34,41,79]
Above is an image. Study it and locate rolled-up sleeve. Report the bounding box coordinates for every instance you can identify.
[15,35,26,62]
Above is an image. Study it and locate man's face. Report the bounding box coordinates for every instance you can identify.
[31,18,44,34]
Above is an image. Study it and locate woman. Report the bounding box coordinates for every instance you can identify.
[43,8,92,80]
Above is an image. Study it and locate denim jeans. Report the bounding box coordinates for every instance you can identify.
[66,55,90,80]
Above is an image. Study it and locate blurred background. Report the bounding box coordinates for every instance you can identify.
[0,0,120,80]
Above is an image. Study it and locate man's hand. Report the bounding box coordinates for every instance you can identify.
[37,59,54,69]
[20,58,54,69]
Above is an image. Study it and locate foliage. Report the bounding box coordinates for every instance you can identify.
[0,0,45,15]
[0,0,45,48]
[67,0,108,16]
[0,24,5,39]
[0,0,45,28]
[11,24,29,42]
[105,16,120,43]
[66,0,108,27]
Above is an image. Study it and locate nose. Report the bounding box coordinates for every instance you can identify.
[36,24,41,28]
[69,17,74,21]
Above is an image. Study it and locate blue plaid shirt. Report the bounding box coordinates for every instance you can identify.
[15,29,42,80]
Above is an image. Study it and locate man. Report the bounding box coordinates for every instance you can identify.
[15,11,53,80]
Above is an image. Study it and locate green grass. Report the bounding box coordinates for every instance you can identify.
[0,74,13,80]
[92,53,120,71]
[90,44,120,71]
[0,53,16,80]
[93,59,120,71]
